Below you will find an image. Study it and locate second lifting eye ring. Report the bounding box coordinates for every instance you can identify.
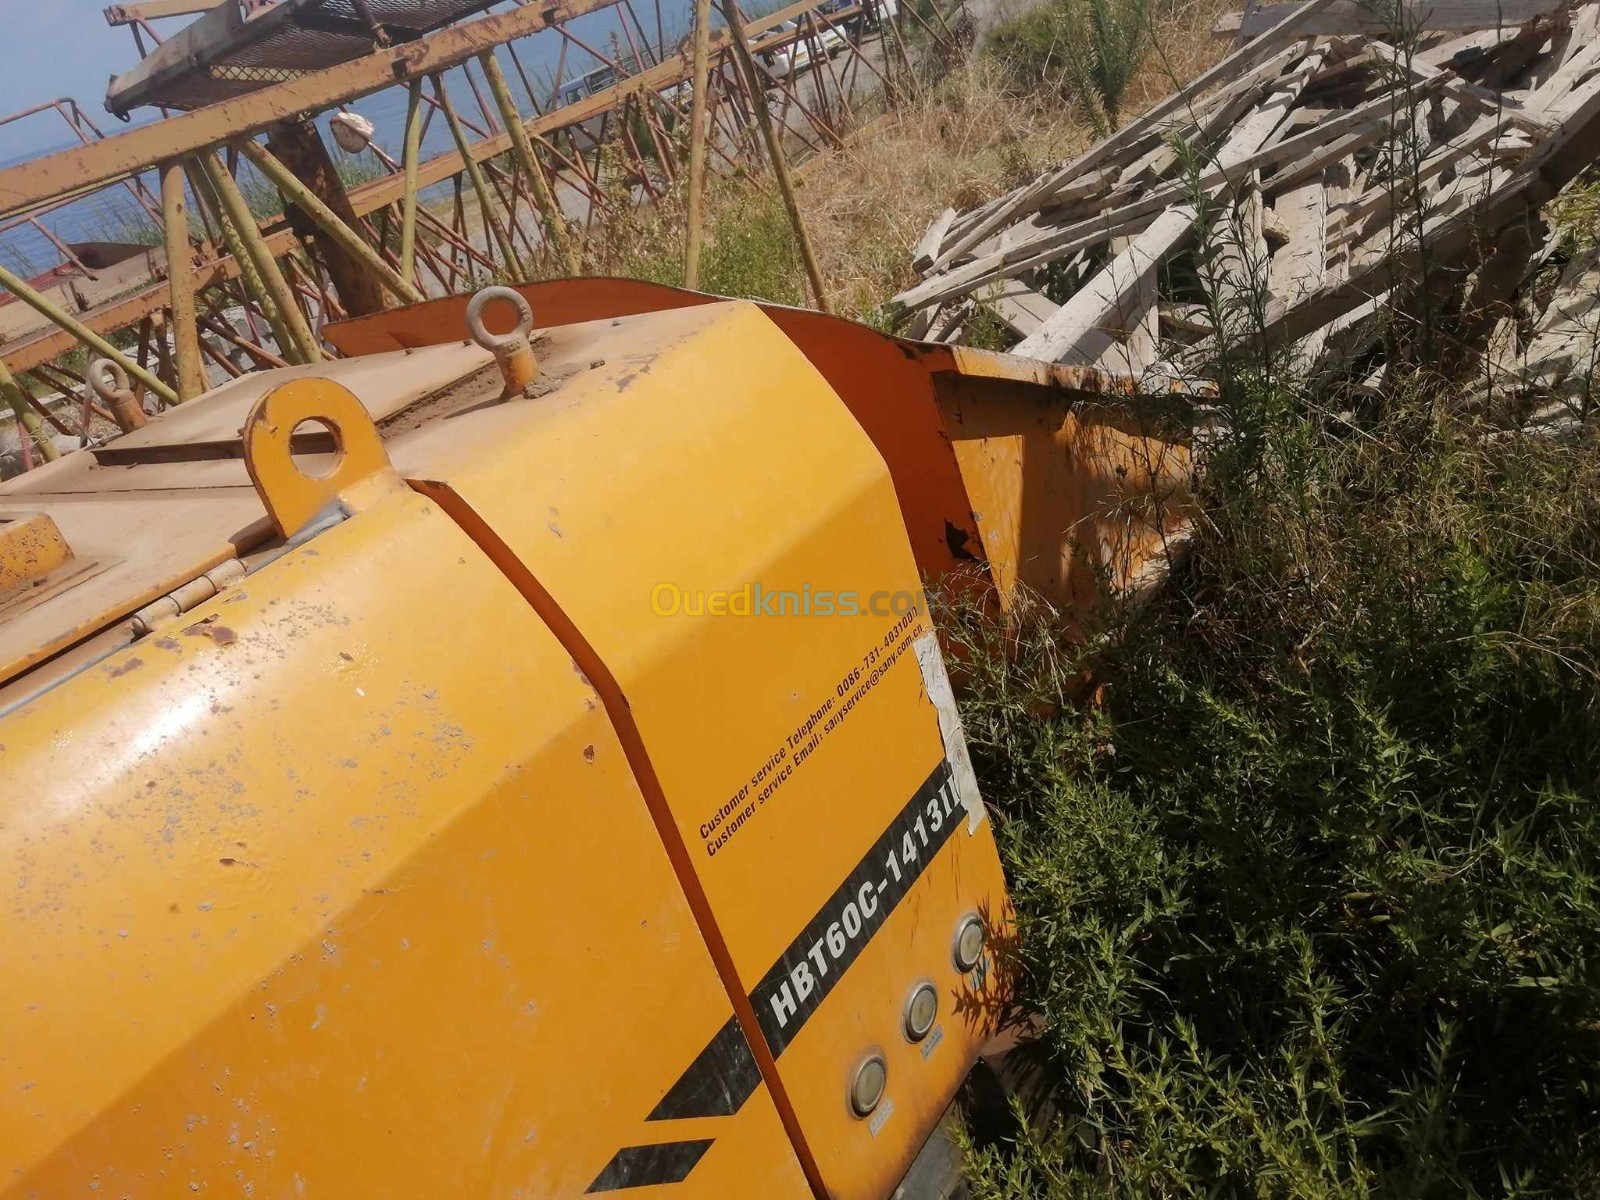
[466,285,534,353]
[466,286,539,396]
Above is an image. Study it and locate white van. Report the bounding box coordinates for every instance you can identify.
[756,15,849,80]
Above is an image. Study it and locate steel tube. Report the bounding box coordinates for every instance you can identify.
[479,51,581,275]
[238,139,424,304]
[0,356,59,463]
[400,80,424,288]
[197,153,322,364]
[0,261,179,406]
[720,0,831,312]
[431,74,524,279]
[161,160,205,400]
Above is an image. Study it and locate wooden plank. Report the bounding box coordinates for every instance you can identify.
[1329,112,1523,239]
[977,281,1061,337]
[1268,175,1325,307]
[931,167,1114,271]
[913,207,957,272]
[1216,0,1567,39]
[1012,207,1187,361]
[1014,47,1326,362]
[1208,180,1269,336]
[1363,39,1550,128]
[1122,78,1268,187]
[925,0,1338,273]
[897,100,1392,314]
[1516,246,1600,397]
[1528,3,1598,86]
[1097,234,1160,374]
[1262,163,1533,344]
[1417,23,1540,66]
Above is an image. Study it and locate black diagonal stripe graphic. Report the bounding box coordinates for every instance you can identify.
[586,1140,715,1193]
[647,1016,763,1121]
[749,759,962,1056]
[597,759,968,1191]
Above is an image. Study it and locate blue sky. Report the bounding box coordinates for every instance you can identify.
[0,1,145,158]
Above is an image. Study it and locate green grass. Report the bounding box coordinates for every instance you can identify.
[927,27,1600,1190]
[985,0,1151,135]
[940,363,1600,1196]
[585,175,808,306]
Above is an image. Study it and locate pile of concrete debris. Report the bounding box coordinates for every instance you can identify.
[896,0,1600,429]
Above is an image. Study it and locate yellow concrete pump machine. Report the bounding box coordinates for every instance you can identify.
[0,281,1188,1199]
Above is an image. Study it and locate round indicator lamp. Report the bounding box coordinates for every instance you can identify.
[849,1054,888,1118]
[904,982,939,1042]
[953,914,986,973]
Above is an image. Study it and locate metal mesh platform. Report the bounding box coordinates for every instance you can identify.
[106,0,502,115]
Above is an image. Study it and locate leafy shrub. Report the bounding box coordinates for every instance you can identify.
[986,0,1151,135]
[943,376,1600,1196]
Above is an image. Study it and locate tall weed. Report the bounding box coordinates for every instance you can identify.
[945,309,1600,1200]
[987,0,1153,134]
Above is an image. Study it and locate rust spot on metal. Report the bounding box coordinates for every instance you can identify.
[183,616,239,646]
[154,637,180,652]
[583,745,596,762]
[105,656,145,678]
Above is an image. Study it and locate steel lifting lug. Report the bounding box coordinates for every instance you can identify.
[466,286,540,398]
[241,377,406,540]
[89,358,149,433]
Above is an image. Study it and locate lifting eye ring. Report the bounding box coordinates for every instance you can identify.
[465,286,540,396]
[465,286,535,354]
[88,357,131,403]
[89,357,149,433]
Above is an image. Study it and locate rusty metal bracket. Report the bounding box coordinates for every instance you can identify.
[241,377,406,540]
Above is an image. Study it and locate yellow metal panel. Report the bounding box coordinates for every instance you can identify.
[0,489,262,687]
[0,513,72,593]
[932,374,1193,613]
[326,278,1196,615]
[0,488,808,1198]
[400,301,1011,1200]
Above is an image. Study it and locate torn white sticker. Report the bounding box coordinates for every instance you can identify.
[914,630,987,833]
[868,1096,896,1138]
